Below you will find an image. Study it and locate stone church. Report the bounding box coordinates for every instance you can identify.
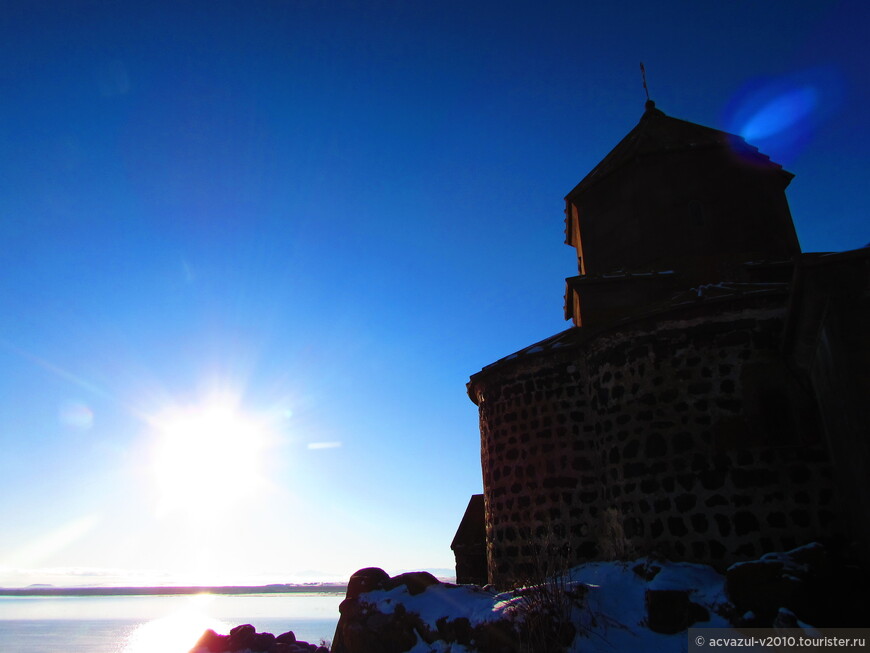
[452,100,870,588]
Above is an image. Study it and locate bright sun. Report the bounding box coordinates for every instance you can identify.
[149,396,272,517]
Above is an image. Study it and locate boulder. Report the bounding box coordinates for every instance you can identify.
[272,644,295,653]
[726,559,804,622]
[272,644,300,653]
[469,619,521,653]
[333,600,420,653]
[334,567,593,653]
[192,629,229,652]
[250,631,276,651]
[632,560,662,582]
[435,616,473,646]
[725,543,826,623]
[190,625,307,653]
[645,589,709,634]
[346,567,390,600]
[275,631,297,644]
[227,624,257,650]
[386,571,441,595]
[334,569,445,652]
[772,607,801,628]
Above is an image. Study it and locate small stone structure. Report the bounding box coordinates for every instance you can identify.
[461,101,870,588]
[451,494,487,585]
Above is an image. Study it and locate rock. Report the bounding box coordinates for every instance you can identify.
[346,567,390,600]
[773,607,800,628]
[250,631,276,651]
[786,542,828,570]
[471,619,521,653]
[272,644,299,653]
[335,567,570,653]
[645,589,709,634]
[335,569,444,652]
[190,625,285,653]
[722,542,870,626]
[333,590,429,653]
[386,571,440,595]
[435,616,473,646]
[690,600,709,624]
[725,544,822,623]
[191,629,229,652]
[647,589,687,633]
[275,631,297,644]
[190,624,327,653]
[632,560,662,581]
[272,642,299,653]
[726,558,800,620]
[735,610,764,627]
[227,624,257,650]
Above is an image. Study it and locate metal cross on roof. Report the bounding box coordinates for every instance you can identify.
[640,61,651,102]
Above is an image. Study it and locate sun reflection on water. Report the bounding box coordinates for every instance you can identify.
[122,594,228,653]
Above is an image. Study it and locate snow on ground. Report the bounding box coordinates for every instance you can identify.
[366,582,508,627]
[565,561,732,652]
[362,559,739,653]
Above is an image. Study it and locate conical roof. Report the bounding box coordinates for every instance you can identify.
[565,101,792,200]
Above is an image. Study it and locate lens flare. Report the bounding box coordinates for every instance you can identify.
[59,400,94,430]
[2,515,101,568]
[740,86,818,142]
[723,66,844,163]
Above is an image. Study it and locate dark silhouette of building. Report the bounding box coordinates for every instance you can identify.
[451,494,487,585]
[457,101,870,588]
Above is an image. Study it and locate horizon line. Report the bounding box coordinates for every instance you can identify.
[0,583,350,597]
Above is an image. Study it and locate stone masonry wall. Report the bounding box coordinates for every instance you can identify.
[476,344,597,585]
[470,301,838,588]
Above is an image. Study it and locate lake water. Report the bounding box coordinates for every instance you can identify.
[0,593,343,653]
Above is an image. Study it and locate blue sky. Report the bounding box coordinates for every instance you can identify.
[0,1,867,586]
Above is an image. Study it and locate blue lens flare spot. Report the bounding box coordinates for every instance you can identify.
[740,86,818,142]
[723,67,844,164]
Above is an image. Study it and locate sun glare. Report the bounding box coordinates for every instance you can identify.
[149,396,272,517]
[124,595,228,653]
